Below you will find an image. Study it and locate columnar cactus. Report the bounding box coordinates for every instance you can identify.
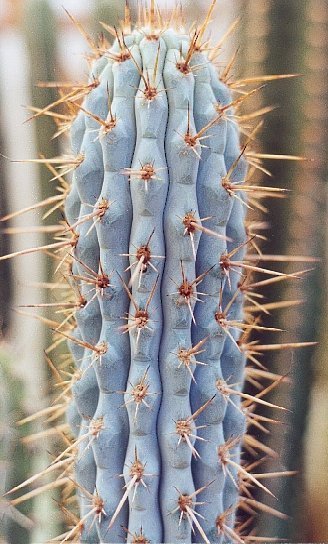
[0,353,34,544]
[1,2,316,543]
[64,7,251,539]
[239,1,322,540]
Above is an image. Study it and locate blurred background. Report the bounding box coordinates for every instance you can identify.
[0,0,326,542]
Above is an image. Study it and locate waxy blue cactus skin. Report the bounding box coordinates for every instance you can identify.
[64,25,247,544]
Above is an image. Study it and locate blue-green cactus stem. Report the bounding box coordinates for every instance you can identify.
[64,23,250,544]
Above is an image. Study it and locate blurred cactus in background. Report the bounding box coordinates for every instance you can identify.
[23,3,61,541]
[24,0,60,216]
[0,349,34,544]
[303,1,328,541]
[0,1,60,541]
[0,114,12,336]
[239,0,327,541]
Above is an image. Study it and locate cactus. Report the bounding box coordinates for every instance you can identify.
[1,2,316,542]
[295,0,328,540]
[63,7,252,541]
